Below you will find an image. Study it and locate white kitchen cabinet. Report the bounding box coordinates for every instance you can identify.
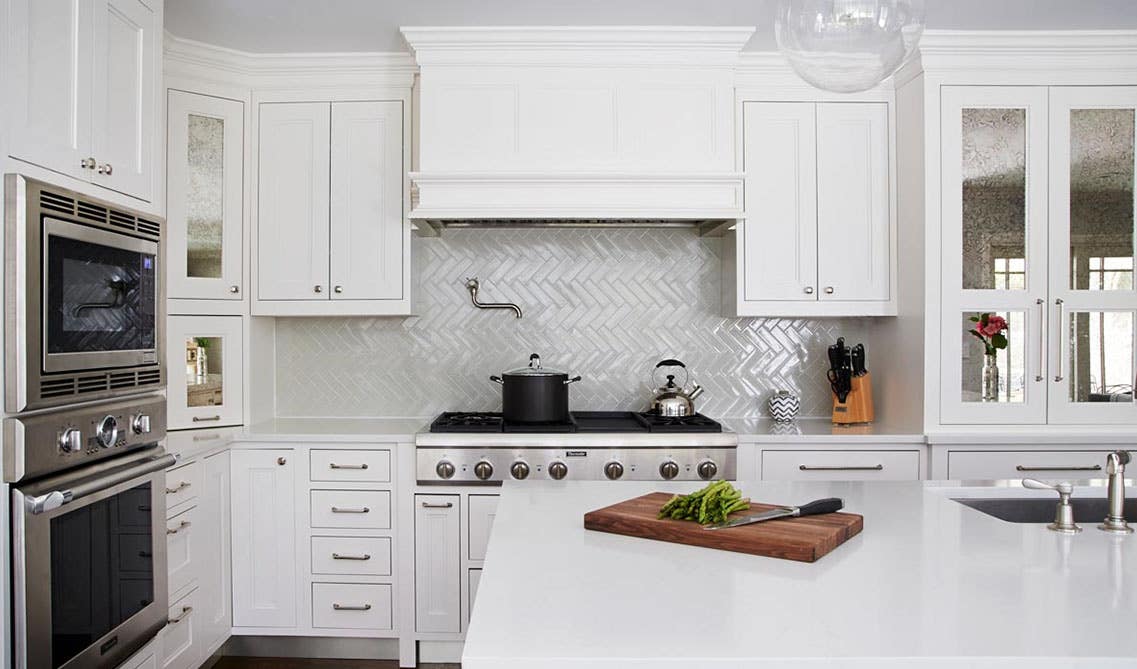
[255,100,411,315]
[467,495,498,562]
[117,640,159,669]
[166,90,245,301]
[935,85,1137,427]
[945,449,1114,480]
[166,504,200,598]
[161,588,199,669]
[415,494,460,633]
[166,315,244,430]
[311,583,394,631]
[199,450,232,654]
[762,450,922,481]
[231,449,297,628]
[4,0,158,202]
[726,101,893,317]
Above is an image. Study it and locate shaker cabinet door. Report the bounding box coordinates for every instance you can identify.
[231,449,297,628]
[257,102,331,301]
[415,495,460,633]
[166,315,244,429]
[200,451,232,654]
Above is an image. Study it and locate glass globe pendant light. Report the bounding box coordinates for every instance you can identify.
[775,0,926,93]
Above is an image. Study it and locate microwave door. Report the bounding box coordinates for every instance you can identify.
[12,451,174,669]
[41,217,159,374]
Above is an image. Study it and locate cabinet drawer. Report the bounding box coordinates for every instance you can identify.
[166,505,200,597]
[311,536,392,576]
[311,583,393,630]
[467,495,499,561]
[165,461,201,513]
[162,588,199,669]
[310,449,391,483]
[310,490,391,529]
[762,450,920,480]
[947,450,1111,481]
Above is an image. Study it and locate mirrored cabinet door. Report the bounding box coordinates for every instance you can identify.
[167,90,245,301]
[167,315,244,430]
[940,86,1050,424]
[1047,87,1137,424]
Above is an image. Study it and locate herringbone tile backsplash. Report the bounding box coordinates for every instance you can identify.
[274,228,874,418]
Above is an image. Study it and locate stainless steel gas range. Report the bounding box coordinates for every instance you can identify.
[415,411,737,484]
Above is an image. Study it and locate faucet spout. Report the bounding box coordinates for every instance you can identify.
[1100,450,1133,534]
[464,278,523,319]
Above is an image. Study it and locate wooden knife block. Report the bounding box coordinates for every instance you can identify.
[832,372,874,425]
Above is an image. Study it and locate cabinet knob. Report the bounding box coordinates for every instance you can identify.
[314,285,323,293]
[229,285,240,294]
[804,286,814,295]
[824,286,835,295]
[80,157,97,170]
[333,285,343,294]
[97,163,113,175]
[277,457,287,466]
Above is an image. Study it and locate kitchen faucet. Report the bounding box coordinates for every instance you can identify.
[1099,450,1133,534]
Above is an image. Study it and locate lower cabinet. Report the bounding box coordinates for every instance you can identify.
[311,583,394,630]
[200,450,232,652]
[944,449,1114,480]
[118,639,160,669]
[415,494,460,633]
[761,449,923,481]
[162,588,200,669]
[231,449,297,627]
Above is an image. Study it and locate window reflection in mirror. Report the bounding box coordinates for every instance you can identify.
[1068,311,1135,403]
[185,336,223,407]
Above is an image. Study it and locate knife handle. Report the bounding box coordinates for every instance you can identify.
[797,498,844,516]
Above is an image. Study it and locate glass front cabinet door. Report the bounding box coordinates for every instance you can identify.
[167,315,244,429]
[940,85,1137,425]
[166,90,244,301]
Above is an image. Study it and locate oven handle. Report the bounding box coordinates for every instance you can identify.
[24,453,177,515]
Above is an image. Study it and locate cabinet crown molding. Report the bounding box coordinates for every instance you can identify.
[918,29,1137,73]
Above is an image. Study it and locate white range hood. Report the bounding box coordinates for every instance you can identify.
[401,26,754,231]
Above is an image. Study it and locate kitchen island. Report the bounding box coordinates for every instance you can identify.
[463,480,1137,668]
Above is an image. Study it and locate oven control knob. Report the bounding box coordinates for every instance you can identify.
[131,413,151,435]
[96,415,119,449]
[548,461,568,480]
[510,461,530,480]
[659,460,680,480]
[435,460,456,480]
[603,461,624,480]
[474,460,494,481]
[697,460,718,480]
[59,428,83,454]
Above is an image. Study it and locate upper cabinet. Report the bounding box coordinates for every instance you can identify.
[724,100,895,317]
[254,100,411,316]
[4,0,158,202]
[938,85,1137,426]
[166,90,245,302]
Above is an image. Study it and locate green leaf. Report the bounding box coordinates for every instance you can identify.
[979,313,990,326]
[968,330,986,341]
[968,316,980,322]
[990,333,1008,349]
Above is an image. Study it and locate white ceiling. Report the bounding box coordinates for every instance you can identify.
[165,0,1137,54]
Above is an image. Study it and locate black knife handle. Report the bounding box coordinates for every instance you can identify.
[796,498,844,516]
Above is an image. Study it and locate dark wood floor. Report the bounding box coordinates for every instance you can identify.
[214,659,459,669]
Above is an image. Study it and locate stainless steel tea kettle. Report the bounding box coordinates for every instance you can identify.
[648,359,704,417]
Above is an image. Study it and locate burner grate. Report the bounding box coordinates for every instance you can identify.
[429,410,723,433]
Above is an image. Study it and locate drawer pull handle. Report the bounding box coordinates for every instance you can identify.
[192,415,221,423]
[421,501,454,509]
[166,520,192,535]
[137,505,151,512]
[165,481,191,494]
[330,463,369,470]
[333,603,372,611]
[1015,464,1102,472]
[332,552,372,561]
[167,606,193,625]
[331,506,370,514]
[138,550,152,558]
[192,433,221,442]
[799,464,884,471]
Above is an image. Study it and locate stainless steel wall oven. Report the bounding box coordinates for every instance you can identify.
[4,175,165,412]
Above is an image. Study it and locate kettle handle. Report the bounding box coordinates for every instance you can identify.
[655,359,686,369]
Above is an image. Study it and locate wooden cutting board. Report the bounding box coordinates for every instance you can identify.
[583,492,863,563]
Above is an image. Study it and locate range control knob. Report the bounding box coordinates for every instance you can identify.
[659,460,680,480]
[435,460,456,480]
[473,460,494,481]
[696,460,718,480]
[59,428,83,454]
[131,413,151,435]
[548,461,568,480]
[510,460,531,480]
[96,415,118,449]
[603,461,625,480]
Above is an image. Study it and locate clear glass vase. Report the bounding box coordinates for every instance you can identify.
[982,352,1000,402]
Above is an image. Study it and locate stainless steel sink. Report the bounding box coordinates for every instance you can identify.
[953,497,1137,524]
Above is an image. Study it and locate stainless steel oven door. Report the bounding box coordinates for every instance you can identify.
[11,448,175,669]
[41,216,159,373]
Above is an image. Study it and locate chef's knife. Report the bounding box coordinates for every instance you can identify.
[703,497,845,530]
[851,343,866,377]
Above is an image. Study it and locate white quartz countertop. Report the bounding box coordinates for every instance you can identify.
[239,417,430,442]
[463,480,1137,668]
[721,416,924,443]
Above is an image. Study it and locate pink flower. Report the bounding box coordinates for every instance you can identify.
[979,315,1008,337]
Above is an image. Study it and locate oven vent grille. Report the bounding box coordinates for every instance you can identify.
[38,189,162,242]
[38,368,163,400]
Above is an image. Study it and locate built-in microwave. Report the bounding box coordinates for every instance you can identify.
[4,175,165,412]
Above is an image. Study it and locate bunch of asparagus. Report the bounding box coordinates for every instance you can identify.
[657,480,750,526]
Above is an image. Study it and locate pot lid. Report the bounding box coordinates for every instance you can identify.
[505,353,565,377]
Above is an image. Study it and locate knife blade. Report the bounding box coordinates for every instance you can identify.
[703,497,845,530]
